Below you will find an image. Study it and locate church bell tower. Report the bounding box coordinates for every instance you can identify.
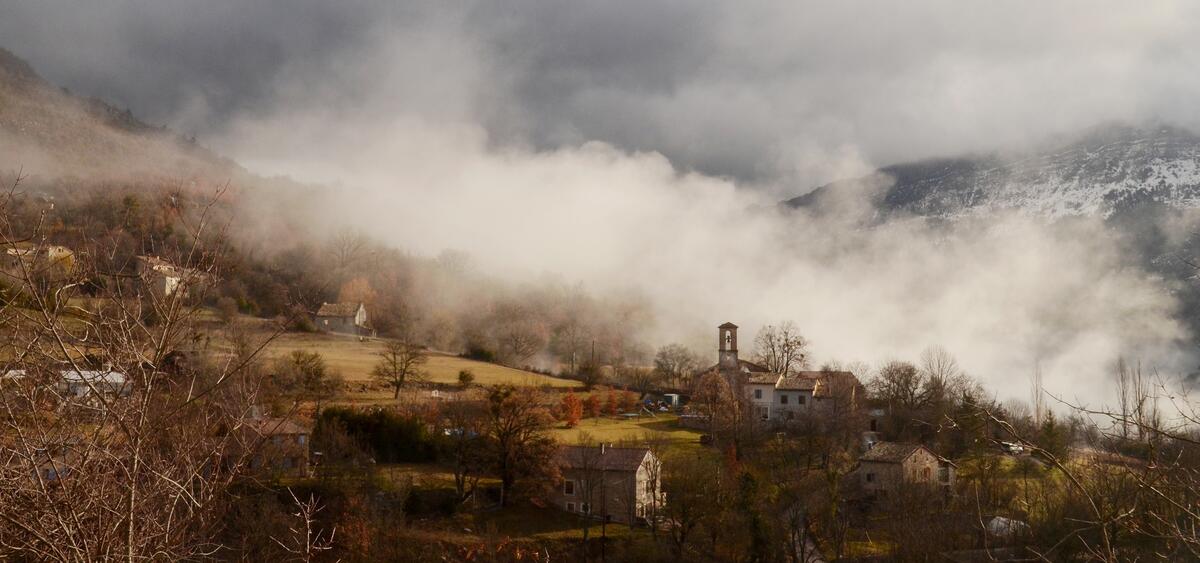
[718,322,739,372]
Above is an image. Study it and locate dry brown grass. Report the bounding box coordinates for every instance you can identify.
[262,331,580,389]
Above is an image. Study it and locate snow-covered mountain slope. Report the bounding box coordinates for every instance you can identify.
[786,124,1200,220]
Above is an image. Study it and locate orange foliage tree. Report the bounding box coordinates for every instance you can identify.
[623,389,639,413]
[605,389,619,416]
[338,276,377,307]
[560,391,583,428]
[584,394,601,418]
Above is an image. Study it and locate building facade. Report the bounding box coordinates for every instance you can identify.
[551,444,663,525]
[134,255,203,298]
[314,302,369,335]
[858,441,955,495]
[244,418,310,478]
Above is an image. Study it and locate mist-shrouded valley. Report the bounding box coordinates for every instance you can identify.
[4,2,1200,561]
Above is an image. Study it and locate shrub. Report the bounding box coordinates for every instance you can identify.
[216,296,238,324]
[462,345,496,363]
[316,407,437,463]
[457,369,475,388]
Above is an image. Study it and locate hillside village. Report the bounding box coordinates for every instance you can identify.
[2,24,1200,563]
[1,197,1195,561]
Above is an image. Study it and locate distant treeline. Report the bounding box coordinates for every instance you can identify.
[5,180,665,379]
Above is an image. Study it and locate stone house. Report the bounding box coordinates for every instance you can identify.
[243,417,310,477]
[857,441,955,496]
[134,255,204,298]
[314,302,369,335]
[552,444,663,525]
[2,243,74,283]
[701,322,865,424]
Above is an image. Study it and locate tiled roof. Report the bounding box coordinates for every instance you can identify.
[136,255,199,278]
[698,359,773,377]
[746,373,780,385]
[558,445,650,472]
[776,373,820,390]
[860,441,926,463]
[316,302,361,317]
[776,370,861,394]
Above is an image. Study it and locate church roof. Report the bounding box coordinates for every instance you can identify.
[698,358,773,378]
[746,372,780,385]
[776,370,861,395]
[718,322,739,329]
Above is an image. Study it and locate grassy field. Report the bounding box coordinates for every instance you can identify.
[261,331,581,389]
[548,413,705,450]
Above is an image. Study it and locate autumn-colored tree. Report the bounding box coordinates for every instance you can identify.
[560,391,583,428]
[623,389,639,413]
[605,389,619,416]
[584,394,601,418]
[338,276,377,307]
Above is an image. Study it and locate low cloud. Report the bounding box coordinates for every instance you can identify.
[4,1,1198,405]
[221,101,1192,406]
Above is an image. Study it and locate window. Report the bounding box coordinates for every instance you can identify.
[799,395,806,405]
[866,472,875,483]
[754,389,762,399]
[922,467,932,480]
[780,394,788,405]
[787,411,795,420]
[870,419,877,431]
[567,502,576,512]
[297,435,307,445]
[564,480,575,496]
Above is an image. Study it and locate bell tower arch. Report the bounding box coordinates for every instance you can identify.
[718,322,739,371]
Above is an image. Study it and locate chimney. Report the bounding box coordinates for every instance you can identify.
[600,443,607,454]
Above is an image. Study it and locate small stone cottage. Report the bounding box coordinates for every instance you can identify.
[243,417,310,477]
[858,441,955,496]
[134,255,204,298]
[552,444,663,525]
[314,302,369,335]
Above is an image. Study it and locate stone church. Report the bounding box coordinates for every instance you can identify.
[700,322,864,424]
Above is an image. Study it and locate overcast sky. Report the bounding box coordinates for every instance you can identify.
[3,2,1197,401]
[5,1,1200,191]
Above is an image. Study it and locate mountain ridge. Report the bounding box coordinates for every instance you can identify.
[0,46,245,185]
[786,123,1200,220]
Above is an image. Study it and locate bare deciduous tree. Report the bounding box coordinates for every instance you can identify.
[653,343,699,389]
[0,181,286,561]
[371,339,427,399]
[484,384,558,506]
[753,322,809,375]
